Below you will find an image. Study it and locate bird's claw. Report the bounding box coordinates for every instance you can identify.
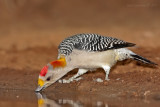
[58,77,83,83]
[105,78,110,81]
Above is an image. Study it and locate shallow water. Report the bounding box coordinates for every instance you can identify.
[0,89,160,107]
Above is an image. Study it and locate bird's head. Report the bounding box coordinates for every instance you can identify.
[35,57,67,92]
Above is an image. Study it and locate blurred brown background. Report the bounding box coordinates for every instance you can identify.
[0,0,160,70]
[0,0,160,49]
[0,0,160,99]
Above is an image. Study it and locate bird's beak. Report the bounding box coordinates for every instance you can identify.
[35,79,46,92]
[35,85,46,92]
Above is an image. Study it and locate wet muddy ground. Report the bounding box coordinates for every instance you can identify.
[0,47,160,107]
[0,0,160,107]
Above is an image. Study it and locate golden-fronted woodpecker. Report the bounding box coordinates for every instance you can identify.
[35,33,157,92]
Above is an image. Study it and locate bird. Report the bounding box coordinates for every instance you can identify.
[35,33,157,92]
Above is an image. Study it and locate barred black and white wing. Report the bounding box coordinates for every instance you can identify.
[58,33,135,55]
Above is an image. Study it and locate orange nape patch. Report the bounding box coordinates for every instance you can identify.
[50,58,66,68]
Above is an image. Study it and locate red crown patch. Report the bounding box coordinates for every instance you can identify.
[40,65,49,77]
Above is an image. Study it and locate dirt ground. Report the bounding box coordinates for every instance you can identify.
[0,0,160,104]
[0,47,160,98]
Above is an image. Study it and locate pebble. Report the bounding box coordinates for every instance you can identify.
[116,78,120,80]
[95,78,103,83]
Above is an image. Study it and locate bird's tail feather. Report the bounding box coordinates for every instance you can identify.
[130,54,157,65]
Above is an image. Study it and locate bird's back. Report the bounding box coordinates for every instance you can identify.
[58,33,135,56]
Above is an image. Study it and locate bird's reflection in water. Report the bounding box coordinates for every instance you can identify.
[36,93,61,107]
[36,92,108,107]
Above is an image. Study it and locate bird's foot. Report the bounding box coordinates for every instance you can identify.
[105,74,110,81]
[73,77,83,81]
[58,77,83,83]
[105,77,110,81]
[58,79,71,83]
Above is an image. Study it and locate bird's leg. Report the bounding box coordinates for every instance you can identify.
[59,69,88,83]
[102,65,111,81]
[68,68,88,82]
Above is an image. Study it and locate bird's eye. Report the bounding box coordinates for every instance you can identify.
[46,76,51,81]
